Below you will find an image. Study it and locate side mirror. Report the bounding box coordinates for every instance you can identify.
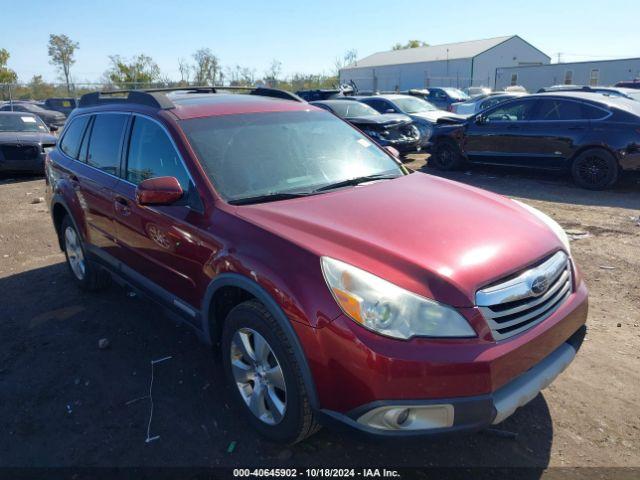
[385,146,400,158]
[136,177,183,206]
[49,125,59,132]
[475,114,487,125]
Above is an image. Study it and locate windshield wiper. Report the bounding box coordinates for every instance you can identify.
[313,173,401,193]
[228,191,313,205]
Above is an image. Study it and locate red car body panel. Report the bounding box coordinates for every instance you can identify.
[46,94,589,432]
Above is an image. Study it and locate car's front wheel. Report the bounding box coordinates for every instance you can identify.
[571,149,619,190]
[222,300,320,444]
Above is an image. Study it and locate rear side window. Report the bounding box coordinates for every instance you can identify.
[533,99,583,121]
[60,116,90,159]
[126,116,190,189]
[581,103,609,120]
[86,113,128,175]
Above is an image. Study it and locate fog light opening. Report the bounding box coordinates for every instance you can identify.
[358,404,454,431]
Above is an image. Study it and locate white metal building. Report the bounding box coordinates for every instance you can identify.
[495,58,640,92]
[339,35,550,92]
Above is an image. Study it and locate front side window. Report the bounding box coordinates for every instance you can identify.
[126,116,190,189]
[86,113,128,175]
[181,110,403,202]
[485,100,534,122]
[60,116,90,159]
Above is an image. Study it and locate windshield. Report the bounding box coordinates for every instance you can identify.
[329,102,379,118]
[443,88,470,100]
[0,114,48,132]
[181,110,404,202]
[392,96,437,113]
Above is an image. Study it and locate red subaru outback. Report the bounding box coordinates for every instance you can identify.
[46,87,588,443]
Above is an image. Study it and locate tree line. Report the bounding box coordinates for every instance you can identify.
[1,34,425,100]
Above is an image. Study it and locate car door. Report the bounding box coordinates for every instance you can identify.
[64,113,128,254]
[522,98,592,169]
[463,98,538,166]
[111,114,208,312]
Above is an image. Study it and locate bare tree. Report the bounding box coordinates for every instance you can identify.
[47,34,79,94]
[178,58,191,84]
[192,48,220,85]
[333,49,358,76]
[264,59,282,87]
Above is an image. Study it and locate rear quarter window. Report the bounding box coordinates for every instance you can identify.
[60,116,90,159]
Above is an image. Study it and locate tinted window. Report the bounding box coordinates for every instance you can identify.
[533,99,583,121]
[0,113,48,133]
[486,100,534,122]
[86,113,128,175]
[60,116,90,159]
[581,103,609,120]
[126,116,190,189]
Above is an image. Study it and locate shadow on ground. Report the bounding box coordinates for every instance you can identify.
[1,263,552,473]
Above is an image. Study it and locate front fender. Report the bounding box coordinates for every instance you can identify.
[201,272,320,409]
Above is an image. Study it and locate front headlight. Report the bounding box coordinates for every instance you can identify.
[321,257,476,340]
[513,200,571,254]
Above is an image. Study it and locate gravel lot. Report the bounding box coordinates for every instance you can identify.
[1,159,639,475]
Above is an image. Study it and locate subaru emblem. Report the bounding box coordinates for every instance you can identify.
[531,276,549,296]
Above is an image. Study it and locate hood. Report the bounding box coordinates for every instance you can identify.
[234,173,563,307]
[0,131,57,144]
[411,111,466,123]
[347,113,412,127]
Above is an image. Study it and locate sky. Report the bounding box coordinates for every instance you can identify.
[1,0,639,84]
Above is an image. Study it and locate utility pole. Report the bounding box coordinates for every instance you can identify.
[557,52,563,64]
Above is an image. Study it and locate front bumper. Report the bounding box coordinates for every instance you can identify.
[0,152,45,173]
[320,325,586,436]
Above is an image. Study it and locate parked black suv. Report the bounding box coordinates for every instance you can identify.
[428,92,640,189]
[43,97,77,117]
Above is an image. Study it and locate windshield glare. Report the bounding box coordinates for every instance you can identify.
[181,110,403,202]
[393,96,436,113]
[0,114,48,132]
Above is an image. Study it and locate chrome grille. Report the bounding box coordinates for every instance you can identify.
[476,251,572,341]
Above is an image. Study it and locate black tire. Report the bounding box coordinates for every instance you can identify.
[60,216,111,291]
[430,139,465,170]
[221,299,320,444]
[571,148,619,190]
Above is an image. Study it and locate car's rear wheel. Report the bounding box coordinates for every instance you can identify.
[61,216,110,291]
[571,149,619,190]
[222,299,320,444]
[430,139,465,170]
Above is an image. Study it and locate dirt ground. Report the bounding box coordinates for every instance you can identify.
[1,158,639,476]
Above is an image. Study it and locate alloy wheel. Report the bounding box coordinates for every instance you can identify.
[64,226,86,281]
[230,328,287,425]
[578,155,609,186]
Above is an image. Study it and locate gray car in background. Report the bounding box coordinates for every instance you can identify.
[450,92,527,116]
[355,94,464,147]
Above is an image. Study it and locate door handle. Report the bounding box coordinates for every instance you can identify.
[114,196,131,216]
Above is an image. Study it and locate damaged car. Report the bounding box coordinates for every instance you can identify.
[311,99,421,155]
[0,112,57,175]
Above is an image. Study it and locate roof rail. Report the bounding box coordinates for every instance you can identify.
[78,86,305,110]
